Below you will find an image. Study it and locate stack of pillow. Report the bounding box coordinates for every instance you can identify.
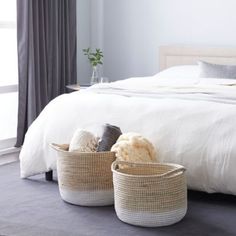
[69,124,158,163]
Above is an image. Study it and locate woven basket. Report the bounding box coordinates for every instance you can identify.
[112,161,187,227]
[51,143,116,206]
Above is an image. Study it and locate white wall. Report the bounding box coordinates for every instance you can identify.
[76,0,91,84]
[103,0,159,81]
[90,0,104,78]
[156,0,236,46]
[76,0,105,84]
[78,0,236,82]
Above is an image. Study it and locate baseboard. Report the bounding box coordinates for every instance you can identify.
[0,148,20,165]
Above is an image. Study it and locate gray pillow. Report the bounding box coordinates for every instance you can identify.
[198,61,236,79]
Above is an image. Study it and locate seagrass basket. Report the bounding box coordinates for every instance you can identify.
[51,143,116,206]
[112,161,187,227]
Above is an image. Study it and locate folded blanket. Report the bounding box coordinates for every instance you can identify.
[97,124,122,152]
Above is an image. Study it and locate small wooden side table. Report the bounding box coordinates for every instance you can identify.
[66,84,90,92]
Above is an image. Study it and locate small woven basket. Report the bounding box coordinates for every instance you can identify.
[51,143,116,206]
[112,161,187,227]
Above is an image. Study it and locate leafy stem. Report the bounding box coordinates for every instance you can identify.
[83,48,103,67]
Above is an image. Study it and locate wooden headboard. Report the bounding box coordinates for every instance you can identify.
[159,46,236,71]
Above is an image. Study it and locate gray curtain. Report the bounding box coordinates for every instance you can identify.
[16,0,77,147]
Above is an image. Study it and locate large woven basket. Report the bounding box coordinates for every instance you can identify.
[112,161,187,227]
[51,143,116,206]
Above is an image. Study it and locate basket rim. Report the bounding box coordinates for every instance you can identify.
[50,143,116,155]
[111,161,186,179]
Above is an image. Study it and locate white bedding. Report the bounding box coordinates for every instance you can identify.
[20,75,236,195]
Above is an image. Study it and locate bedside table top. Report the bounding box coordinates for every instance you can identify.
[66,84,90,91]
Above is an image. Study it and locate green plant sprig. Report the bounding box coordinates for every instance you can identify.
[83,48,103,67]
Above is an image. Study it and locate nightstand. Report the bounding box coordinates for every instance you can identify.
[66,84,90,92]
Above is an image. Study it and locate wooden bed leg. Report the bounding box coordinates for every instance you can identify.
[45,170,53,181]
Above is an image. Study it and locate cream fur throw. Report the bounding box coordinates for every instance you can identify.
[111,132,158,163]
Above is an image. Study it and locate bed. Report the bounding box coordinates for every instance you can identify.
[20,46,236,195]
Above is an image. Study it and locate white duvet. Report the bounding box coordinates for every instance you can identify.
[20,75,236,195]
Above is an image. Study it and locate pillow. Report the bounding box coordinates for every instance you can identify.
[198,61,236,79]
[155,65,200,79]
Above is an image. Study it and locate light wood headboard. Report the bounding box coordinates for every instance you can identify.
[159,46,236,71]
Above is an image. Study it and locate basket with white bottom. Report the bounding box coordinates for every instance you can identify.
[112,161,187,227]
[51,143,116,206]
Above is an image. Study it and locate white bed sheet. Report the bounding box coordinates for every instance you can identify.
[20,75,236,195]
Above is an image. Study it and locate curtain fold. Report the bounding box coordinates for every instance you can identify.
[16,0,77,147]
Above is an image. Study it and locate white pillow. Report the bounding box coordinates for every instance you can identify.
[153,65,200,86]
[155,65,200,79]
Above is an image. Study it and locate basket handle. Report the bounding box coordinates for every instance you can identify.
[111,160,186,178]
[50,143,69,152]
[112,161,140,171]
[161,167,186,178]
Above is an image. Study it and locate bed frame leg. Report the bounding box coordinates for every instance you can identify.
[45,170,53,181]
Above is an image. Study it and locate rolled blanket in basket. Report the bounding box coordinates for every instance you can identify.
[111,132,158,162]
[69,129,99,152]
[97,124,122,152]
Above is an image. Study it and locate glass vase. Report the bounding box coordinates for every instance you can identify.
[90,66,99,85]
